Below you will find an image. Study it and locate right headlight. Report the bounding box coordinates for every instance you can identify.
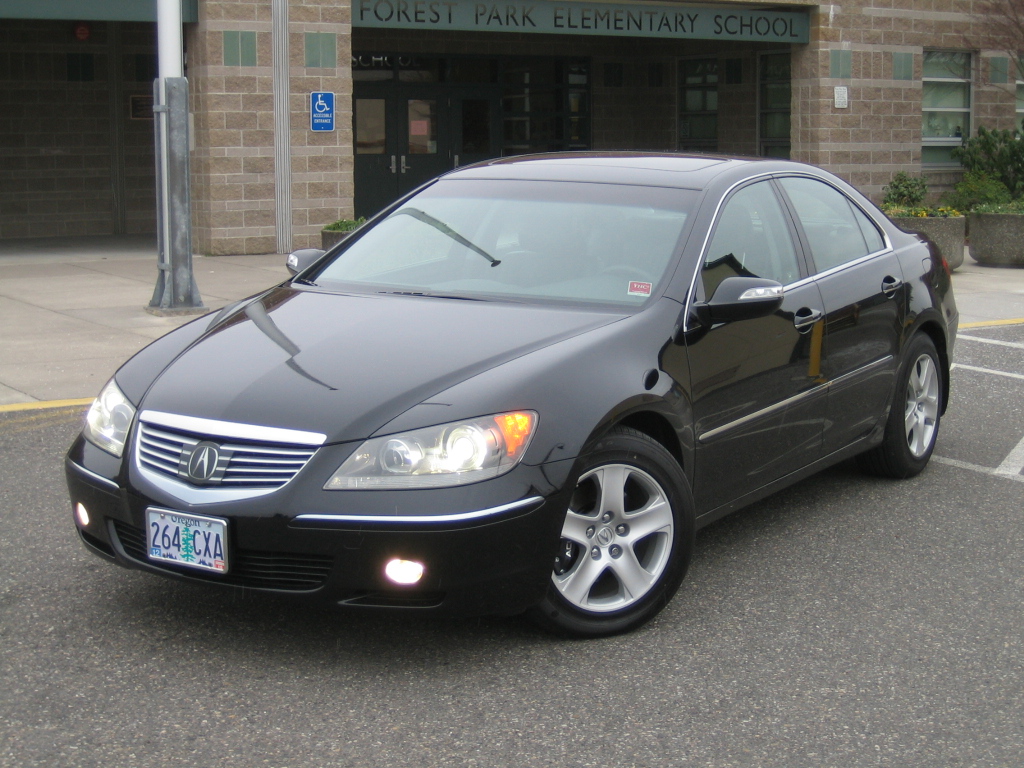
[325,411,537,490]
[83,378,136,458]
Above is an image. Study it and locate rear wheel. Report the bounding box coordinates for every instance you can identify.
[858,333,943,478]
[528,427,694,637]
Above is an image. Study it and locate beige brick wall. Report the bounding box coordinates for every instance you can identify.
[188,6,276,255]
[188,0,353,255]
[288,0,353,250]
[790,0,1019,201]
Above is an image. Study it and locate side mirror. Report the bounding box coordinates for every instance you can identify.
[286,248,325,276]
[706,276,784,323]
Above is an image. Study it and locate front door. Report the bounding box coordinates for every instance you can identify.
[684,179,828,513]
[354,88,499,219]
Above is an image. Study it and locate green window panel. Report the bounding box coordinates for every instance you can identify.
[990,56,1009,84]
[830,49,851,80]
[223,31,257,67]
[892,52,914,81]
[305,33,337,68]
[923,51,970,79]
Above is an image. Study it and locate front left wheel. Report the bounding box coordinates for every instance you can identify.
[528,427,694,638]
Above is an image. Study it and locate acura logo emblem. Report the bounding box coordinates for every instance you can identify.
[187,442,221,482]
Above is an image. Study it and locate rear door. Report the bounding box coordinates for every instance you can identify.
[776,176,906,456]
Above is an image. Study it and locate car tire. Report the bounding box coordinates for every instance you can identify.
[528,426,695,638]
[858,333,943,479]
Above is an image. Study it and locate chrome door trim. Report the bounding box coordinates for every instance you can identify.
[696,355,895,443]
[697,384,828,443]
[828,355,894,388]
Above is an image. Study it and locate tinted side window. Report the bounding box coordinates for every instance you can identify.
[702,181,801,297]
[778,177,884,272]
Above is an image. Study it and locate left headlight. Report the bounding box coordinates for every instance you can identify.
[325,411,537,490]
[83,378,137,458]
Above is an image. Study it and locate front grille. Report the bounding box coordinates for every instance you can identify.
[137,422,316,490]
[112,520,333,591]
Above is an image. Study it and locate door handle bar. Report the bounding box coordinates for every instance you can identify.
[793,307,823,331]
[881,275,903,297]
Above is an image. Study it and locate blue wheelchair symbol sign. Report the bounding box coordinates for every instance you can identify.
[310,92,335,132]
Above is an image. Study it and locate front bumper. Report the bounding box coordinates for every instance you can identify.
[65,434,575,617]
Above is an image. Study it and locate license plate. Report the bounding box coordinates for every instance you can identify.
[146,508,228,574]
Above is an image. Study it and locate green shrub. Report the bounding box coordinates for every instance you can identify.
[951,126,1024,197]
[882,172,927,208]
[940,171,1012,212]
[884,206,961,218]
[971,200,1024,214]
[323,217,366,232]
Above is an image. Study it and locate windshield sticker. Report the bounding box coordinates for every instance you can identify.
[628,281,653,297]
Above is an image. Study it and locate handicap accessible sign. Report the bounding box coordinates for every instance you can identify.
[310,92,335,131]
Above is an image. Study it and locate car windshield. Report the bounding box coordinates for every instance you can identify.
[310,178,696,308]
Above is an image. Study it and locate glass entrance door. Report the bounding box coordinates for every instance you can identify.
[354,88,499,219]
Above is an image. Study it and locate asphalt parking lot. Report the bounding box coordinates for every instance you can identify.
[1,317,1022,767]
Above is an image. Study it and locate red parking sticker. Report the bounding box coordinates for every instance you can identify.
[628,281,653,297]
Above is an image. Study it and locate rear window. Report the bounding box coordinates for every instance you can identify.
[311,179,696,308]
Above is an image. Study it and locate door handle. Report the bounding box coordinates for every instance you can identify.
[400,155,408,174]
[881,275,903,297]
[453,154,460,168]
[793,307,823,332]
[389,155,397,174]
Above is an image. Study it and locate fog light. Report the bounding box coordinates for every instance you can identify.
[75,502,90,527]
[384,558,425,585]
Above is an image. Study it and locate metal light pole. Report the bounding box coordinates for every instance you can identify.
[148,0,204,314]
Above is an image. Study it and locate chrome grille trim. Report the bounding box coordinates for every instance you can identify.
[139,410,326,446]
[134,416,320,504]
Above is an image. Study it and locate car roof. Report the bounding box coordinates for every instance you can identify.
[445,152,826,191]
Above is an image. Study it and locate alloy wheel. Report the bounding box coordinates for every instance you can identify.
[553,463,674,613]
[904,353,939,458]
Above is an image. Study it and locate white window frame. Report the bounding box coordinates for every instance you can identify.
[922,50,973,168]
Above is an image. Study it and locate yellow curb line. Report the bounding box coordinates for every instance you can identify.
[0,397,93,414]
[960,318,1024,329]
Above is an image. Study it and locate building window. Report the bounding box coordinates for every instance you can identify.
[990,56,1010,84]
[305,33,337,68]
[678,58,718,152]
[1017,78,1024,131]
[133,53,158,82]
[223,31,257,67]
[67,53,95,82]
[503,58,589,154]
[603,62,624,88]
[892,52,914,81]
[830,49,852,80]
[922,51,971,166]
[759,53,790,158]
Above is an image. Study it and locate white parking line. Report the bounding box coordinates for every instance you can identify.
[995,434,1024,477]
[950,363,1024,381]
[957,334,1024,351]
[932,455,1024,484]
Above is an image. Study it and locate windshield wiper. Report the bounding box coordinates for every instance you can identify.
[392,207,501,267]
[377,290,484,301]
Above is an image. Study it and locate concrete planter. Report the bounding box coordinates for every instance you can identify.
[888,215,966,270]
[966,213,1024,266]
[321,229,353,250]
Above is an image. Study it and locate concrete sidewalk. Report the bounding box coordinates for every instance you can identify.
[1,236,1022,406]
[0,235,289,405]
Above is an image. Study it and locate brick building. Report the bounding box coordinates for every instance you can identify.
[0,0,1019,254]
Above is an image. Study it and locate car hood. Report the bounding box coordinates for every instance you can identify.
[138,286,624,444]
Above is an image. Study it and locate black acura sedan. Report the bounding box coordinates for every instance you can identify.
[65,153,957,636]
